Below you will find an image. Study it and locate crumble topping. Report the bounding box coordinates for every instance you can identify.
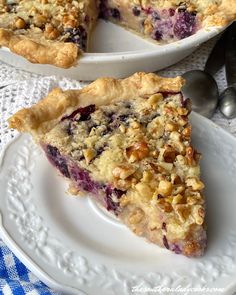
[0,0,98,50]
[43,91,205,255]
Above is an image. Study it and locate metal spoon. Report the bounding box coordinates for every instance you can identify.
[181,30,227,118]
[219,22,236,119]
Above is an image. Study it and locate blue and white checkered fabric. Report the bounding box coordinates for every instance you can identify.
[0,240,60,295]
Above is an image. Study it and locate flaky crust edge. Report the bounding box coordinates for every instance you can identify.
[0,28,79,68]
[8,72,185,138]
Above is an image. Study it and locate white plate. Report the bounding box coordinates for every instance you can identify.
[0,112,236,295]
[0,20,226,80]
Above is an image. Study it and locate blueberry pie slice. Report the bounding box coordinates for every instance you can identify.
[0,0,98,68]
[9,72,206,257]
[1,0,236,67]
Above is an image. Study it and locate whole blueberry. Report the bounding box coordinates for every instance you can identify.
[132,6,141,16]
[110,8,120,19]
[174,11,196,39]
[153,29,163,41]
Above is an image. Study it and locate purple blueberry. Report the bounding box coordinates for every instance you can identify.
[157,194,164,199]
[46,145,70,178]
[162,222,167,231]
[161,91,179,98]
[66,123,73,136]
[70,165,100,193]
[153,29,163,41]
[169,8,175,16]
[99,0,109,19]
[105,186,124,214]
[62,104,96,122]
[110,8,121,19]
[174,11,196,39]
[170,244,182,254]
[132,6,141,16]
[152,11,161,21]
[96,146,105,156]
[64,26,87,50]
[163,235,169,249]
[119,114,129,122]
[181,97,192,112]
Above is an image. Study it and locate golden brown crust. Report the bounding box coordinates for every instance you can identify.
[0,28,79,68]
[8,72,185,135]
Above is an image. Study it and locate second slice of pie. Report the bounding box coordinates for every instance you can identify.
[9,72,206,257]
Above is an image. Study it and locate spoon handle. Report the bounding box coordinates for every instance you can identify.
[204,29,228,76]
[225,22,236,87]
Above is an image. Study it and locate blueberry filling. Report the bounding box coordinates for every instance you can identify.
[96,146,106,156]
[132,6,141,17]
[45,143,124,215]
[145,6,197,41]
[99,0,109,19]
[170,244,182,254]
[151,11,161,21]
[173,11,196,39]
[163,235,169,249]
[99,0,121,20]
[62,104,96,121]
[161,91,179,98]
[181,97,191,112]
[153,29,163,41]
[110,8,121,20]
[70,165,101,194]
[162,222,167,231]
[66,122,73,136]
[169,8,175,17]
[105,186,124,214]
[46,145,70,178]
[63,26,87,50]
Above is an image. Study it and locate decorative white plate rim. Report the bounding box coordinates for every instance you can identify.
[0,112,236,295]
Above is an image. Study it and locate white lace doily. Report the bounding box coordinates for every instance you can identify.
[0,37,236,153]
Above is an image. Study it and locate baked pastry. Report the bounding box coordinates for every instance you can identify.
[0,0,98,68]
[9,72,207,257]
[1,0,236,68]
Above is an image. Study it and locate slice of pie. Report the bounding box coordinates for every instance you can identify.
[8,72,206,257]
[0,0,236,68]
[0,0,98,68]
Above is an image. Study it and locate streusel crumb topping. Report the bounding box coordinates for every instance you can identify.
[0,0,97,49]
[44,91,205,243]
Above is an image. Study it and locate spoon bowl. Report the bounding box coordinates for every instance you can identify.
[219,87,236,119]
[182,70,219,118]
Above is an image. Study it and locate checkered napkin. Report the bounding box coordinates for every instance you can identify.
[0,240,59,295]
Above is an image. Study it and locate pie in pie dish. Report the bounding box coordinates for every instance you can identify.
[9,72,207,257]
[0,0,235,68]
